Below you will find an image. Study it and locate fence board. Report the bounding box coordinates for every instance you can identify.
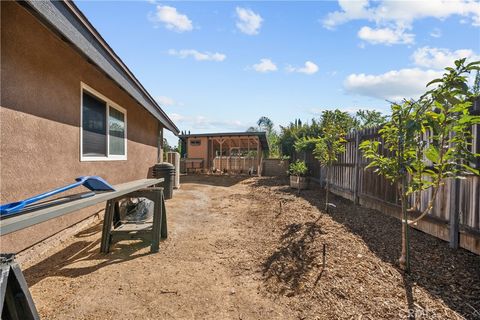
[307,126,480,254]
[212,156,258,174]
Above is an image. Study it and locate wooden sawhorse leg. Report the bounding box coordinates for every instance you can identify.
[100,199,116,253]
[161,192,168,239]
[0,254,40,320]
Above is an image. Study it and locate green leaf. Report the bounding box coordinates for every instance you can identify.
[425,145,440,163]
[461,164,480,175]
[426,78,443,87]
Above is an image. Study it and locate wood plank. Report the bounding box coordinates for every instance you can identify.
[113,223,153,232]
[0,178,164,235]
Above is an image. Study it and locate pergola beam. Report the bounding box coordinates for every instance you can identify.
[193,134,265,174]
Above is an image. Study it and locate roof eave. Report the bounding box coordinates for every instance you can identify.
[180,132,270,151]
[21,0,179,134]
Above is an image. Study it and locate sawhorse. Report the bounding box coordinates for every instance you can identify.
[0,254,39,320]
[100,187,167,253]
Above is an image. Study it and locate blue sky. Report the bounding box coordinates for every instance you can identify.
[75,0,480,145]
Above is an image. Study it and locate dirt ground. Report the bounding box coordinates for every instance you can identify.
[23,175,480,319]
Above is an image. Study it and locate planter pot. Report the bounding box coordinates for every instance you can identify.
[290,176,309,190]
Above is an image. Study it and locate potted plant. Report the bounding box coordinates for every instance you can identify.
[289,160,309,192]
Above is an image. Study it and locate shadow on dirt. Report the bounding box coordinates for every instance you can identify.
[253,176,480,318]
[262,218,324,296]
[24,224,151,287]
[180,174,251,187]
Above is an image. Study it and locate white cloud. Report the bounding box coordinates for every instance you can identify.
[236,7,263,35]
[169,113,186,122]
[286,61,319,74]
[357,26,414,45]
[412,46,479,69]
[343,46,479,102]
[323,0,480,29]
[430,28,442,38]
[252,59,277,73]
[168,113,246,130]
[168,49,226,62]
[323,0,371,29]
[344,68,443,101]
[156,96,175,107]
[151,5,193,32]
[323,0,480,46]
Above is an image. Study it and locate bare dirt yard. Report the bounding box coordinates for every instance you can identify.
[24,175,480,319]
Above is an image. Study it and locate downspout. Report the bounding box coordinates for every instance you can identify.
[157,122,163,163]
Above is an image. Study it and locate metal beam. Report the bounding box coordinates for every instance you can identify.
[0,178,164,235]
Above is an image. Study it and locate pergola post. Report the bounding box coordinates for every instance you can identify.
[239,137,242,173]
[219,141,223,172]
[257,137,261,176]
[207,138,210,171]
[210,138,214,172]
[226,139,230,172]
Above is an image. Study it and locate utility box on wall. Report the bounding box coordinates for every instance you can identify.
[167,152,181,189]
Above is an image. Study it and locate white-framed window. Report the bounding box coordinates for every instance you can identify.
[80,83,127,161]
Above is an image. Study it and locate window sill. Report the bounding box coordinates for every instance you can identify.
[80,156,127,162]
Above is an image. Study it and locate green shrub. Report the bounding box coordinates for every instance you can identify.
[289,160,308,177]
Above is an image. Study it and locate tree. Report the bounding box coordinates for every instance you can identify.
[257,116,274,132]
[163,138,171,152]
[473,70,480,96]
[318,109,356,133]
[177,138,186,157]
[294,110,348,212]
[312,122,347,213]
[278,113,351,160]
[360,58,480,272]
[355,109,387,129]
[278,119,305,158]
[289,160,308,194]
[247,116,280,157]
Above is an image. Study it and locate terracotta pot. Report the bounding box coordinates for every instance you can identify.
[290,176,309,190]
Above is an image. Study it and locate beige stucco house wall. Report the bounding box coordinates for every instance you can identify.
[0,1,178,253]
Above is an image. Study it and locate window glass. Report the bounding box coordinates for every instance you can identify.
[109,106,125,155]
[82,92,107,156]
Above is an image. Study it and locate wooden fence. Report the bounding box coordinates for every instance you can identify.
[213,156,259,174]
[306,126,480,255]
[180,158,204,173]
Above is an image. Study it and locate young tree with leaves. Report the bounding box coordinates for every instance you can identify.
[295,110,348,212]
[360,59,480,272]
[313,122,347,213]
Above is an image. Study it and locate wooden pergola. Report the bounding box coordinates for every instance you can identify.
[179,132,269,175]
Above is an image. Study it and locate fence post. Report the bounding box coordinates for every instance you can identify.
[449,177,460,249]
[353,131,360,205]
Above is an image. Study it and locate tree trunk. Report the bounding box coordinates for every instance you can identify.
[325,166,330,213]
[399,177,410,272]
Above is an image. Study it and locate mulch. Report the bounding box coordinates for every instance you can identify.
[236,176,480,319]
